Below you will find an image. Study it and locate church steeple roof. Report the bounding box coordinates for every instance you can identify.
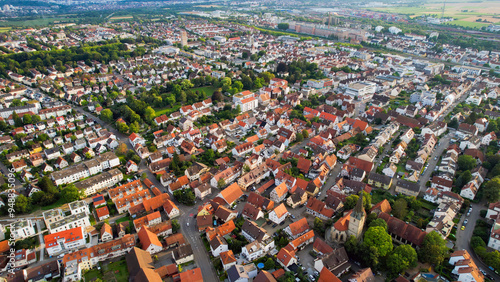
[352,193,366,220]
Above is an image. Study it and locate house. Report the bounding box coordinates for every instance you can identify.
[138,227,163,254]
[284,218,310,239]
[100,223,113,242]
[218,183,244,206]
[173,244,194,265]
[269,203,289,225]
[270,183,288,203]
[210,235,229,257]
[367,173,392,189]
[242,203,264,221]
[220,250,237,271]
[44,226,86,256]
[129,133,146,147]
[227,264,258,282]
[313,247,350,277]
[276,248,297,270]
[395,179,420,197]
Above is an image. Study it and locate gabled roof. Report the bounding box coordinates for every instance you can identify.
[219,183,244,205]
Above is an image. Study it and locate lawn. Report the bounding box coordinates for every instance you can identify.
[0,27,11,32]
[41,198,67,211]
[154,104,181,116]
[192,86,217,97]
[443,20,490,28]
[115,216,130,224]
[84,259,129,282]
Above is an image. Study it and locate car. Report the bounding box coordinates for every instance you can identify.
[309,275,315,281]
[186,222,189,227]
[280,221,285,225]
[291,214,296,219]
[480,269,487,276]
[272,223,278,228]
[314,271,319,276]
[463,219,468,226]
[461,225,465,231]
[469,207,473,213]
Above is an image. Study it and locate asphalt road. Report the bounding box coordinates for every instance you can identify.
[417,132,453,194]
[455,202,500,280]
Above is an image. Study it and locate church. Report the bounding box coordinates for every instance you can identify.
[329,194,366,243]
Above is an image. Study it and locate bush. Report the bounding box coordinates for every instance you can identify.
[480,210,487,218]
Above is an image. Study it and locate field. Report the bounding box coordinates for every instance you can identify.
[84,259,129,282]
[109,16,134,20]
[367,0,500,28]
[0,27,11,32]
[0,16,77,27]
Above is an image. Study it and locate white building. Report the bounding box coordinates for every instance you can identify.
[45,226,86,256]
[10,219,36,240]
[345,81,376,100]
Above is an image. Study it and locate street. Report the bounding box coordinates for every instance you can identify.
[418,132,453,194]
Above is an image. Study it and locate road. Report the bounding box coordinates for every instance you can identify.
[455,202,500,280]
[417,132,453,194]
[178,205,220,282]
[36,220,45,262]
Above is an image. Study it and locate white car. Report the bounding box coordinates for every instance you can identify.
[186,222,189,227]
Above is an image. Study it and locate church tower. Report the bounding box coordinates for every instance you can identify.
[348,194,366,239]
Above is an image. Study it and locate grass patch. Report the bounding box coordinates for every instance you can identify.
[110,16,133,20]
[41,197,67,211]
[0,27,11,32]
[154,104,181,116]
[192,86,217,96]
[443,20,490,28]
[84,259,129,282]
[115,216,130,224]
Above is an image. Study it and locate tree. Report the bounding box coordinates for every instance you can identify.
[212,90,223,102]
[484,177,500,203]
[487,120,498,132]
[369,218,388,231]
[419,231,448,265]
[172,219,180,233]
[141,173,147,180]
[386,245,418,275]
[243,164,250,173]
[458,155,477,171]
[302,129,309,138]
[344,195,359,210]
[217,178,226,189]
[448,118,459,129]
[393,198,408,219]
[129,121,140,133]
[144,106,156,122]
[22,114,32,124]
[296,132,304,142]
[117,143,128,156]
[100,109,113,123]
[60,184,84,203]
[39,176,58,194]
[278,23,289,30]
[264,258,275,270]
[14,195,32,214]
[363,226,393,257]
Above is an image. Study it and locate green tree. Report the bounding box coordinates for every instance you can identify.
[487,120,498,132]
[363,226,393,257]
[172,219,180,233]
[458,155,477,171]
[217,178,226,189]
[369,218,388,231]
[39,176,58,195]
[129,121,140,133]
[296,132,304,142]
[278,23,289,30]
[144,106,156,122]
[264,258,275,270]
[100,109,113,123]
[418,231,448,265]
[344,195,359,210]
[302,129,309,138]
[14,195,32,214]
[60,184,84,203]
[22,114,32,124]
[386,245,418,275]
[393,198,408,219]
[484,177,500,203]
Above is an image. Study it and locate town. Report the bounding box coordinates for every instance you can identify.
[0,3,498,282]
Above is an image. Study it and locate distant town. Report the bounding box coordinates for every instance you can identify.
[0,1,498,282]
